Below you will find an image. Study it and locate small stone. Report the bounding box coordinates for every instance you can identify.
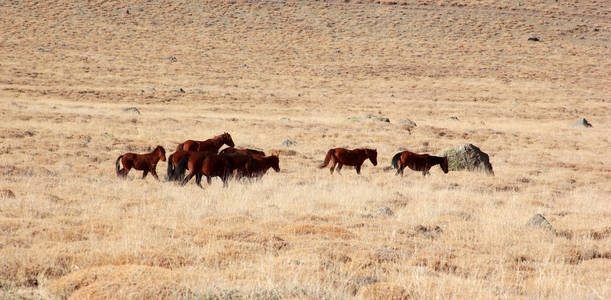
[281,139,296,147]
[376,206,394,217]
[136,89,145,95]
[527,36,541,42]
[167,56,177,63]
[449,116,459,120]
[397,118,417,126]
[572,118,592,128]
[122,107,141,114]
[171,88,185,93]
[527,213,555,233]
[146,87,156,93]
[0,189,15,199]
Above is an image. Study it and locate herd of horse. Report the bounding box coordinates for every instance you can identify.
[115,133,449,188]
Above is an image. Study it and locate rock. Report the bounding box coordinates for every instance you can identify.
[171,88,185,93]
[572,118,592,128]
[281,139,296,147]
[449,116,459,120]
[527,36,541,42]
[122,107,141,114]
[366,114,390,123]
[376,206,394,217]
[0,189,15,199]
[136,89,145,95]
[146,87,156,93]
[527,214,555,233]
[441,144,494,175]
[167,56,177,63]
[397,118,417,126]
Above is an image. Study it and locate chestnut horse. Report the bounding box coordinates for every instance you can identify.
[179,153,236,188]
[319,148,377,175]
[176,132,235,152]
[166,150,214,182]
[245,155,280,179]
[115,146,166,180]
[391,150,448,176]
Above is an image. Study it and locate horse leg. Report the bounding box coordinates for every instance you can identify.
[195,174,203,189]
[336,163,343,175]
[206,176,212,185]
[151,168,159,180]
[329,160,336,175]
[396,166,402,176]
[142,170,148,179]
[181,172,195,186]
[355,164,362,175]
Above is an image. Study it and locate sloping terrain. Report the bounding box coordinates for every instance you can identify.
[0,0,609,298]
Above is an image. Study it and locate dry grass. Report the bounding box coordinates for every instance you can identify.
[0,0,609,299]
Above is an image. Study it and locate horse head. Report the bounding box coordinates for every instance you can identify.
[156,146,167,161]
[223,132,235,147]
[368,149,378,166]
[440,156,449,173]
[269,155,280,172]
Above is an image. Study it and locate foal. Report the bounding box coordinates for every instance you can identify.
[115,146,166,180]
[319,148,377,175]
[391,150,448,176]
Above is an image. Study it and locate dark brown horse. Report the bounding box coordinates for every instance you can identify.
[115,146,166,180]
[319,148,377,175]
[219,147,267,179]
[166,150,214,182]
[391,151,449,176]
[245,155,280,179]
[219,147,266,157]
[176,132,235,152]
[179,153,236,188]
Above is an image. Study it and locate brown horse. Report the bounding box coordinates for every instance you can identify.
[319,148,377,175]
[219,147,266,157]
[166,150,214,182]
[220,147,267,179]
[179,153,235,188]
[391,151,449,176]
[245,155,280,179]
[115,146,166,180]
[176,132,234,152]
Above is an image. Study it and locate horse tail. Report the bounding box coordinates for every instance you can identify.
[391,152,402,170]
[166,154,175,181]
[174,153,190,181]
[115,155,124,176]
[319,149,335,168]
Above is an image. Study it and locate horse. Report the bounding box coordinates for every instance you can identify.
[219,147,266,157]
[166,150,214,182]
[318,148,377,175]
[179,153,236,188]
[176,132,235,152]
[245,155,280,179]
[391,150,449,176]
[115,146,166,180]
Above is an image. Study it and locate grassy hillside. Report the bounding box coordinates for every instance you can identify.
[0,0,609,298]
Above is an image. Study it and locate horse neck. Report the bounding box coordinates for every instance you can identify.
[150,148,162,161]
[211,136,225,151]
[430,155,443,165]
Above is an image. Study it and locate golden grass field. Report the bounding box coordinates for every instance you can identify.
[1,0,610,299]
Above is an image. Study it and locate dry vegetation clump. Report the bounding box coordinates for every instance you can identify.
[0,0,609,299]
